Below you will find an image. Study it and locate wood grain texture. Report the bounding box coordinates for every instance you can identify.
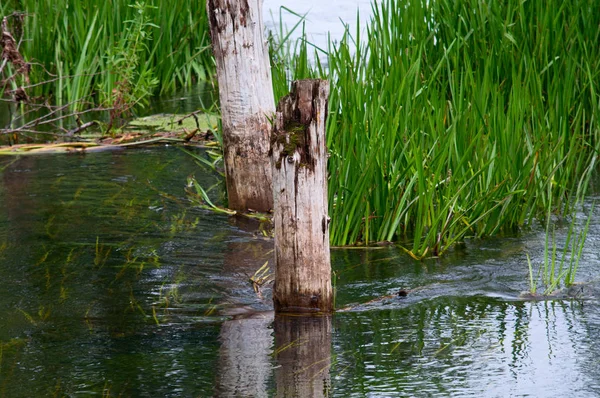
[271,79,332,313]
[207,0,274,211]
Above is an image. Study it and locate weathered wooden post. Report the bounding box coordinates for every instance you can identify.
[271,79,332,313]
[207,0,275,212]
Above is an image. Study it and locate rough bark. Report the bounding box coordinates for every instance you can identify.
[271,79,332,313]
[207,0,275,212]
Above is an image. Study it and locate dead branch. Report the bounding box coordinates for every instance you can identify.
[175,110,204,126]
[176,109,217,140]
[67,121,97,136]
[0,128,69,137]
[1,15,30,101]
[10,71,103,92]
[1,105,108,137]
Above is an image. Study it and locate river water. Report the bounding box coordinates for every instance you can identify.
[0,148,599,397]
[2,2,600,397]
[263,0,374,51]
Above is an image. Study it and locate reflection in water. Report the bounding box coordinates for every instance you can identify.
[217,312,274,397]
[1,148,600,396]
[274,315,332,398]
[216,221,274,397]
[216,313,334,398]
[332,297,600,397]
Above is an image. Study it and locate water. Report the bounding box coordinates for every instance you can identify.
[2,2,600,396]
[1,148,600,397]
[263,0,375,51]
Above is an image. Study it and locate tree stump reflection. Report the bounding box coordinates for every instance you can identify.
[216,312,274,397]
[274,314,332,397]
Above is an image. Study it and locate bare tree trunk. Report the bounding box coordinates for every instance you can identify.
[207,0,275,212]
[271,79,332,313]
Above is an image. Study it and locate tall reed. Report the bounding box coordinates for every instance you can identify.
[274,0,600,257]
[1,0,214,106]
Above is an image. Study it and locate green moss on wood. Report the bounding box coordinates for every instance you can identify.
[272,120,312,169]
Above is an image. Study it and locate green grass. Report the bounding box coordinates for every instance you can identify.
[272,0,600,257]
[1,0,214,107]
[527,196,593,296]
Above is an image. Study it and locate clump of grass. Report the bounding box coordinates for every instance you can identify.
[527,199,593,296]
[100,1,159,131]
[275,0,600,257]
[267,6,314,101]
[1,0,214,106]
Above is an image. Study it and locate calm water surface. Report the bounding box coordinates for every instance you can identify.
[1,148,599,397]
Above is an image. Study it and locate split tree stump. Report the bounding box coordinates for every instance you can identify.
[207,0,274,212]
[271,79,332,314]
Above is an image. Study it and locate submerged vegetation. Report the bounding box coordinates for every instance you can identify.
[272,0,600,258]
[0,0,213,107]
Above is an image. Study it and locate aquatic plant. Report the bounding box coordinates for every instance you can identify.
[267,7,312,102]
[0,0,213,106]
[101,1,159,130]
[249,260,273,299]
[527,199,593,296]
[94,237,111,268]
[186,176,236,216]
[274,0,600,257]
